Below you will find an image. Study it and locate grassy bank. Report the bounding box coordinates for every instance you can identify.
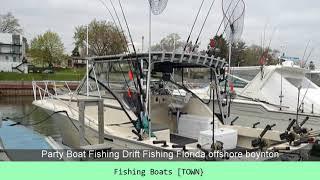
[0,68,85,81]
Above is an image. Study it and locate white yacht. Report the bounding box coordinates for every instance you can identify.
[31,53,314,161]
[306,70,320,87]
[189,62,320,132]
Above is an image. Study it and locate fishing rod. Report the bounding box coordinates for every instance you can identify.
[98,0,125,50]
[303,47,315,67]
[183,0,206,51]
[297,46,315,112]
[109,0,126,41]
[98,0,138,91]
[296,86,302,125]
[258,26,277,65]
[100,0,145,132]
[301,40,311,63]
[191,0,217,52]
[108,0,141,91]
[118,0,146,123]
[262,23,268,53]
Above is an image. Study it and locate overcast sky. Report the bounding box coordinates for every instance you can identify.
[1,0,320,65]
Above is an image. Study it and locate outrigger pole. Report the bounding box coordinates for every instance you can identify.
[86,25,89,97]
[146,2,152,137]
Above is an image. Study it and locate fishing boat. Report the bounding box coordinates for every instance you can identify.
[32,52,314,161]
[306,69,320,87]
[186,61,320,133]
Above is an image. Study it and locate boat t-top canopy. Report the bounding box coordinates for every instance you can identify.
[90,52,227,70]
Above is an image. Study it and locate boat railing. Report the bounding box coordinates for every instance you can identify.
[32,80,98,129]
[32,80,80,101]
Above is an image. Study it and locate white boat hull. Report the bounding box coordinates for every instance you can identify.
[210,100,320,131]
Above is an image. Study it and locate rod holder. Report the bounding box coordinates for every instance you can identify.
[132,130,143,141]
[286,119,296,131]
[252,122,260,128]
[230,117,239,125]
[300,116,310,127]
[172,144,187,151]
[260,124,276,138]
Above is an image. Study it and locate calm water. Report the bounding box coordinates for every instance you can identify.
[0,96,61,139]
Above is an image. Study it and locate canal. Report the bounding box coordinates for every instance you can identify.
[0,96,61,139]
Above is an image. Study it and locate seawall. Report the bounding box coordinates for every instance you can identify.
[0,81,79,96]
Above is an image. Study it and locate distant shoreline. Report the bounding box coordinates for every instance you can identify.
[0,81,79,96]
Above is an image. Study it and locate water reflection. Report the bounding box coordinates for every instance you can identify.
[0,96,60,139]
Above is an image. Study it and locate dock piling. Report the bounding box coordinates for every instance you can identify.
[78,99,105,146]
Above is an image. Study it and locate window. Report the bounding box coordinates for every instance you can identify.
[285,77,316,89]
[13,56,16,62]
[5,56,9,60]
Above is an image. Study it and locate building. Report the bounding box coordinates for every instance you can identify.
[0,33,28,73]
[68,57,87,68]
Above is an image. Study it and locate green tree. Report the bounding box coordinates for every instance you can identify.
[74,19,126,56]
[151,33,184,52]
[207,35,228,59]
[0,12,22,33]
[231,41,247,66]
[206,35,279,66]
[29,31,65,67]
[72,45,80,57]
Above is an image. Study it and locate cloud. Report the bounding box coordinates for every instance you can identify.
[1,0,319,66]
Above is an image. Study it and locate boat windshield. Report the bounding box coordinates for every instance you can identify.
[230,67,260,81]
[306,72,320,87]
[78,61,141,113]
[285,77,317,89]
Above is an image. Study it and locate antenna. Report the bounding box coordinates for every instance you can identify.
[147,0,168,137]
